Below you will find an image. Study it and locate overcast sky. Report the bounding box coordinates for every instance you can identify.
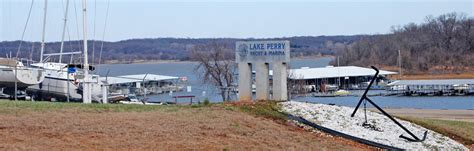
[1,0,472,42]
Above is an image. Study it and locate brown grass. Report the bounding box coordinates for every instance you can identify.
[399,117,474,150]
[0,101,372,150]
[400,73,474,80]
[380,65,474,80]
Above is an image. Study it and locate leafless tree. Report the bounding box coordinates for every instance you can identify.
[190,42,236,102]
[287,69,308,97]
[336,12,473,73]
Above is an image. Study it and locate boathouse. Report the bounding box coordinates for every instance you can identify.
[288,66,397,92]
[101,74,182,96]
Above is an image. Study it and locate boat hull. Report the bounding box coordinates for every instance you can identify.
[0,65,44,95]
[26,63,103,102]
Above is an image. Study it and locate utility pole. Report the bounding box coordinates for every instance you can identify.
[337,56,341,87]
[398,49,402,80]
[14,62,18,101]
[82,0,91,104]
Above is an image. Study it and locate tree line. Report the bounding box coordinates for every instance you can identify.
[0,36,361,64]
[335,12,473,73]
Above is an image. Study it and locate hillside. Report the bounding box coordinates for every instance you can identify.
[0,36,363,64]
[334,12,473,73]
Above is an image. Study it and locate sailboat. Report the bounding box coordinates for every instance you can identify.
[0,58,44,95]
[0,0,45,96]
[27,61,102,102]
[26,0,103,102]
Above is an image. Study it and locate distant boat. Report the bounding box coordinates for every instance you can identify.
[0,58,44,95]
[313,90,352,97]
[334,89,351,96]
[118,94,165,105]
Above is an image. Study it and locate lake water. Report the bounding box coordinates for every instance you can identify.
[96,57,474,110]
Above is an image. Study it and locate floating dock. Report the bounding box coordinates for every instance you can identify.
[101,74,184,96]
[387,79,474,96]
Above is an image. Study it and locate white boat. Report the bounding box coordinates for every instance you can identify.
[25,0,105,102]
[119,101,165,105]
[0,58,44,95]
[118,94,164,105]
[26,62,102,102]
[334,89,351,96]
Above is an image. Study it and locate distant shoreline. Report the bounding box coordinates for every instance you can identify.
[101,59,197,65]
[100,55,335,65]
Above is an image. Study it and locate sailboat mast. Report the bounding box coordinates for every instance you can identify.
[82,0,91,103]
[59,0,70,63]
[40,0,48,63]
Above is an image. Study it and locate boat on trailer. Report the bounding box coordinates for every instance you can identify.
[0,58,44,95]
[27,62,103,102]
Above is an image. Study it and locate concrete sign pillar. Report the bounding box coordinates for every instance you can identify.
[236,40,290,102]
[238,62,252,102]
[255,62,270,100]
[272,62,288,101]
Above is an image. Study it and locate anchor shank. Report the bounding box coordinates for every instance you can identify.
[365,97,421,141]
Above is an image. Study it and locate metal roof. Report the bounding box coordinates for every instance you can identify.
[289,66,397,80]
[100,76,142,85]
[387,79,474,86]
[119,74,179,81]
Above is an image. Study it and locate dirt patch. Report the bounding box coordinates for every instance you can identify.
[0,105,372,150]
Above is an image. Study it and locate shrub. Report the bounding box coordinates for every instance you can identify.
[203,98,210,106]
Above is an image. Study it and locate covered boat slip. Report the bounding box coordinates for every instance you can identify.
[387,79,474,96]
[101,74,183,96]
[288,66,397,92]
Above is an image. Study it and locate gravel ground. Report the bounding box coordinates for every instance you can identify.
[281,101,468,150]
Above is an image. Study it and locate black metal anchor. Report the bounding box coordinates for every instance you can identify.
[351,66,427,142]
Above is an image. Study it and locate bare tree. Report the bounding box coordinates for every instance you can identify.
[336,12,473,73]
[287,69,308,97]
[190,42,236,102]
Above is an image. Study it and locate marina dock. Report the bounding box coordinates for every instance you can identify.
[387,79,474,96]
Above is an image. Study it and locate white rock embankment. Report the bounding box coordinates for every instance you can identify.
[280,101,468,150]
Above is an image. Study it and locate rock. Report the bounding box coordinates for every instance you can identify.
[280,101,468,150]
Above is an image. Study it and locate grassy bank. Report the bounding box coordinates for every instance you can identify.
[233,101,288,121]
[399,116,474,149]
[0,100,369,150]
[0,100,285,116]
[5,100,471,149]
[0,100,186,113]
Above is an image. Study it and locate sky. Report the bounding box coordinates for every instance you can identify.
[1,0,472,42]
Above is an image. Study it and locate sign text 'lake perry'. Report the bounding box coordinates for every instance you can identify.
[236,40,290,63]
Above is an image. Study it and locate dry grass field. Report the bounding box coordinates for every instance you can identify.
[0,101,372,150]
[399,117,474,150]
